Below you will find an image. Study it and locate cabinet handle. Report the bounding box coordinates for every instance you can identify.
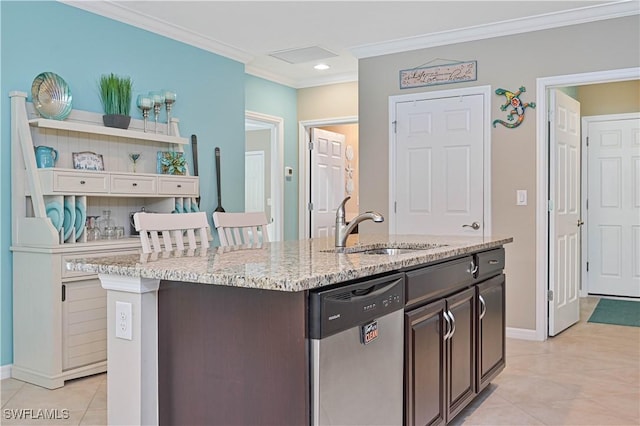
[479,295,487,320]
[448,310,456,338]
[79,180,86,185]
[177,184,182,188]
[442,310,452,340]
[132,182,138,187]
[470,260,479,276]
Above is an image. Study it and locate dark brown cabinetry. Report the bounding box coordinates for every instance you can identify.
[476,274,506,391]
[404,248,505,426]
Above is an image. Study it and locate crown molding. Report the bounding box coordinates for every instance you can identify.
[245,66,357,89]
[244,65,298,88]
[60,0,638,88]
[351,1,640,59]
[59,0,253,64]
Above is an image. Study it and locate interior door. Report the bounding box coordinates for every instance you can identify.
[310,128,345,238]
[585,115,640,297]
[549,89,581,336]
[394,94,484,236]
[245,151,265,213]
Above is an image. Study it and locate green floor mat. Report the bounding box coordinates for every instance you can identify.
[588,298,640,327]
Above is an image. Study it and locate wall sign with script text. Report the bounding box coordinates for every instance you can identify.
[400,61,477,89]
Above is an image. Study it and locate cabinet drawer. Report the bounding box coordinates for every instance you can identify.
[110,174,157,195]
[405,256,473,308]
[474,248,505,280]
[39,170,109,193]
[158,176,198,196]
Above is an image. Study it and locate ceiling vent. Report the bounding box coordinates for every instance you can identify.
[269,46,337,64]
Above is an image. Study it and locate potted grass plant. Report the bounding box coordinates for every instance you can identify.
[98,73,132,129]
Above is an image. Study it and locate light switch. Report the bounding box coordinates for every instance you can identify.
[516,190,527,206]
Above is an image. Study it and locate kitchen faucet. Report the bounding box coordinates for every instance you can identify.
[335,196,384,247]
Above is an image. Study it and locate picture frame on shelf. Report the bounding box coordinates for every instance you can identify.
[157,151,187,175]
[72,151,104,171]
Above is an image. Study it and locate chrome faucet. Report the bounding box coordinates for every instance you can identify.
[335,196,384,247]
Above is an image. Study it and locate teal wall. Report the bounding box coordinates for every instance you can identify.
[0,1,297,367]
[245,75,298,240]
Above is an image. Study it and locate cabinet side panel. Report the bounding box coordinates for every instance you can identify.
[157,281,308,426]
[12,252,62,376]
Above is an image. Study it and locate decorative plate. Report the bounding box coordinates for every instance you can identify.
[73,151,104,171]
[31,72,73,120]
[157,151,186,175]
[46,201,63,231]
[191,202,199,212]
[63,199,74,241]
[75,200,86,241]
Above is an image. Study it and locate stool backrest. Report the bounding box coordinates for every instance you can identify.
[212,212,270,246]
[134,212,210,253]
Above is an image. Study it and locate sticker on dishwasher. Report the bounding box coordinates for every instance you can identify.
[360,320,378,345]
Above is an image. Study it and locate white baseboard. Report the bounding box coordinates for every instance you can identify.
[506,327,544,341]
[1,364,12,380]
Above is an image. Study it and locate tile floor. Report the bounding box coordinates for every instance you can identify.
[1,297,638,425]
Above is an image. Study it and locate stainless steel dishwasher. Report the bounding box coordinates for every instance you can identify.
[309,272,405,426]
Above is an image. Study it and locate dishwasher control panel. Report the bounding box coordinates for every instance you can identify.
[308,273,405,339]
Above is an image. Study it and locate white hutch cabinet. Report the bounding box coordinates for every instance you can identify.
[10,91,199,388]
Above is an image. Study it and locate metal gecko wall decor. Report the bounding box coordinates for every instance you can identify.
[492,86,536,129]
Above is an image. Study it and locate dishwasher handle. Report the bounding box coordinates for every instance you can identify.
[349,278,402,302]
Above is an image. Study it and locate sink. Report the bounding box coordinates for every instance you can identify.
[324,243,447,255]
[360,247,422,255]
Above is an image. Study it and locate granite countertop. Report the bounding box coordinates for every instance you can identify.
[66,234,512,292]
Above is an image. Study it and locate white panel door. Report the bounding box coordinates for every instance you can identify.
[395,94,484,235]
[549,90,581,336]
[586,115,640,297]
[311,128,345,238]
[245,151,265,213]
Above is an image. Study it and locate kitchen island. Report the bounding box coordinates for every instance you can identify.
[67,234,512,425]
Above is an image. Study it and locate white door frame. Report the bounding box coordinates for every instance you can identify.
[580,112,640,297]
[246,110,284,242]
[388,85,493,236]
[298,116,358,239]
[534,67,639,341]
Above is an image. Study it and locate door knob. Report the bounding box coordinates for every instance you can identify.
[577,219,584,227]
[462,222,480,230]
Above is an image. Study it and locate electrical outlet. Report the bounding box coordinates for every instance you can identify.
[115,301,132,340]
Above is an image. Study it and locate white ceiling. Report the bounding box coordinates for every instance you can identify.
[64,1,638,88]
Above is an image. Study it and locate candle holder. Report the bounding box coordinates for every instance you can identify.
[149,91,165,134]
[163,90,176,135]
[136,95,152,132]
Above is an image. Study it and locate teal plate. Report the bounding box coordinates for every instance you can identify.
[75,200,86,241]
[46,201,63,231]
[63,200,74,241]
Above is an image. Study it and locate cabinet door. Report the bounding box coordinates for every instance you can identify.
[405,299,446,426]
[61,279,107,370]
[445,287,476,421]
[476,274,506,391]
